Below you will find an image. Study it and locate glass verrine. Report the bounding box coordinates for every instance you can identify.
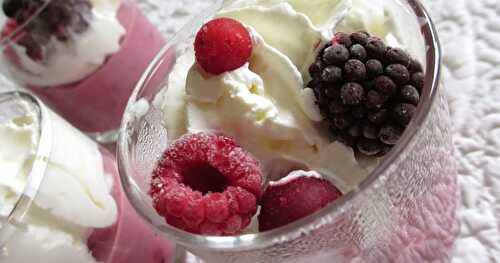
[118,0,460,262]
[0,91,175,263]
[0,0,166,142]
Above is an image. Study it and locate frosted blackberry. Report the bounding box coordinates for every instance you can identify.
[307,31,424,156]
[3,0,93,60]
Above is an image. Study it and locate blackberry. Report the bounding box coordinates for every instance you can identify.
[307,31,424,156]
[3,0,93,61]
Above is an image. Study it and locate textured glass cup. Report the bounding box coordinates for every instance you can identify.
[0,91,175,263]
[0,0,165,141]
[117,0,460,262]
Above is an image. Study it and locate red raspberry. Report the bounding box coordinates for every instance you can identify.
[150,132,262,235]
[258,172,342,231]
[194,18,253,75]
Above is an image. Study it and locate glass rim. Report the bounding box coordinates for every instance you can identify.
[0,0,52,47]
[0,91,52,246]
[118,0,441,251]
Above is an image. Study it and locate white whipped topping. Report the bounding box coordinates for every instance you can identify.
[159,0,421,190]
[219,4,323,78]
[269,170,323,187]
[0,106,117,262]
[335,0,427,62]
[162,26,370,190]
[1,0,125,87]
[222,0,351,31]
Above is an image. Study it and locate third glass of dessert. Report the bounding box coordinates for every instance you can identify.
[0,91,175,263]
[118,0,460,262]
[0,0,165,141]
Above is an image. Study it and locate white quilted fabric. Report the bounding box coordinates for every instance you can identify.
[0,0,499,261]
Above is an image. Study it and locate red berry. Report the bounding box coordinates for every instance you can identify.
[150,132,262,235]
[258,172,342,231]
[194,18,253,75]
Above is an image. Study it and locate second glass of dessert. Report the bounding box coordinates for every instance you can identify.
[0,91,175,263]
[0,0,165,141]
[118,0,460,262]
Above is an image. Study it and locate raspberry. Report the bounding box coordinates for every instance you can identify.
[258,171,342,231]
[307,31,424,156]
[194,18,252,75]
[150,133,262,235]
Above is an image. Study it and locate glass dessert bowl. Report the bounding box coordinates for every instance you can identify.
[0,91,175,263]
[118,0,460,262]
[0,0,166,141]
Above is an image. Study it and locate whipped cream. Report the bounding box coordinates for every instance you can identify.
[0,106,117,262]
[158,0,420,190]
[335,0,426,63]
[162,32,370,191]
[222,0,351,31]
[0,0,125,87]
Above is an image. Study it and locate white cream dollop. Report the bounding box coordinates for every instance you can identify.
[0,107,117,262]
[159,0,420,190]
[219,4,325,121]
[1,0,125,87]
[163,27,370,190]
[222,0,351,31]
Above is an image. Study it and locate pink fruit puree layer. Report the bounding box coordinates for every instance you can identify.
[88,149,175,263]
[28,2,165,133]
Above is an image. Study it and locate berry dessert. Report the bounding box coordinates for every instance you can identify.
[0,93,174,263]
[0,0,165,134]
[144,1,458,261]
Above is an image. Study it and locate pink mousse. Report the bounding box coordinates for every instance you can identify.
[28,2,165,133]
[88,149,175,263]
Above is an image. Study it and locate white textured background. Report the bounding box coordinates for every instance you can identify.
[1,0,500,261]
